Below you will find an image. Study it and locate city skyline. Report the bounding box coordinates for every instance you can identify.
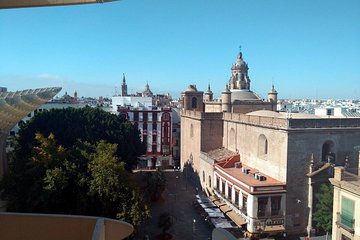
[1,0,359,99]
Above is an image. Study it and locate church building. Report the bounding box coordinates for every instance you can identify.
[180,51,360,237]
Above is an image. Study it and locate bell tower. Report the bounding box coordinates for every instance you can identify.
[204,84,213,102]
[121,73,128,96]
[229,49,251,90]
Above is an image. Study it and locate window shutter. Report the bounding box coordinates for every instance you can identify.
[341,197,355,228]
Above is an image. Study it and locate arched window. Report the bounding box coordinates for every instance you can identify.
[229,128,236,150]
[191,97,197,109]
[258,134,268,156]
[322,140,335,162]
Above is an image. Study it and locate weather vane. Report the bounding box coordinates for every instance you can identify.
[239,45,242,52]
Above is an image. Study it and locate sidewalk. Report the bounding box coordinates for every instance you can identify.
[134,171,212,239]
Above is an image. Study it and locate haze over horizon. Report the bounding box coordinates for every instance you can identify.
[1,0,359,99]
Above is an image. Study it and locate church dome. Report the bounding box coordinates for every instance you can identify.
[268,84,278,94]
[230,89,261,101]
[232,51,248,70]
[185,84,198,92]
[142,82,153,97]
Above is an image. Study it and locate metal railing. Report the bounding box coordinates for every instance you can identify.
[336,212,355,234]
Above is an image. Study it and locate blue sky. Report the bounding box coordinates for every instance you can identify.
[1,0,359,99]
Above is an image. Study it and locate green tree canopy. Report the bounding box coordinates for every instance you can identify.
[313,183,333,233]
[0,107,149,226]
[15,107,144,170]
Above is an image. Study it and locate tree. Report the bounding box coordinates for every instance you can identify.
[145,169,166,201]
[15,107,144,170]
[313,183,333,233]
[1,108,150,226]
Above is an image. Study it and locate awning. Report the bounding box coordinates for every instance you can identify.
[196,194,211,203]
[214,200,226,207]
[209,195,219,201]
[226,210,247,226]
[200,202,216,208]
[220,204,232,213]
[208,212,226,218]
[204,208,222,213]
[210,218,233,228]
[263,225,285,232]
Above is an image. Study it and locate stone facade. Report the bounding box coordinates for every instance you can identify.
[330,167,360,240]
[180,51,360,235]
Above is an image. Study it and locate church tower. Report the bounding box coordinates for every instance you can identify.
[181,85,203,111]
[268,84,278,111]
[221,84,231,112]
[121,73,128,96]
[142,82,153,97]
[229,50,251,90]
[204,84,213,102]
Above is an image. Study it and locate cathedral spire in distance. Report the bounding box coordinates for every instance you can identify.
[121,73,128,96]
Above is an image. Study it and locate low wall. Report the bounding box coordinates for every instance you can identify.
[0,212,133,240]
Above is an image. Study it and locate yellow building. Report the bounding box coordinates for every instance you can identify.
[330,167,360,240]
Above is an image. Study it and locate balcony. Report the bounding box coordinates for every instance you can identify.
[336,212,355,234]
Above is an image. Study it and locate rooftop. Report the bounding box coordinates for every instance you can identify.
[203,148,237,162]
[215,155,285,193]
[330,167,360,195]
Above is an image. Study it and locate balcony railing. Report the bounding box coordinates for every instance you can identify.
[336,212,355,234]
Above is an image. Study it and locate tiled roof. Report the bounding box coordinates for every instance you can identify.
[203,148,237,162]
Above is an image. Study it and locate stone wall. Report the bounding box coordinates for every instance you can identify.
[232,102,273,114]
[199,152,216,194]
[223,119,288,182]
[223,112,289,129]
[181,110,223,172]
[286,129,360,233]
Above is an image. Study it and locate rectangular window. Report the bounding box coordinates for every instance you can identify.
[242,194,248,211]
[143,112,148,122]
[341,197,355,229]
[234,190,239,207]
[152,145,157,154]
[222,182,225,195]
[152,112,157,122]
[271,196,281,216]
[258,197,268,217]
[134,112,139,121]
[227,186,232,200]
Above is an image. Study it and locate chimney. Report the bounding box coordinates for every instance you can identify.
[334,167,344,181]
